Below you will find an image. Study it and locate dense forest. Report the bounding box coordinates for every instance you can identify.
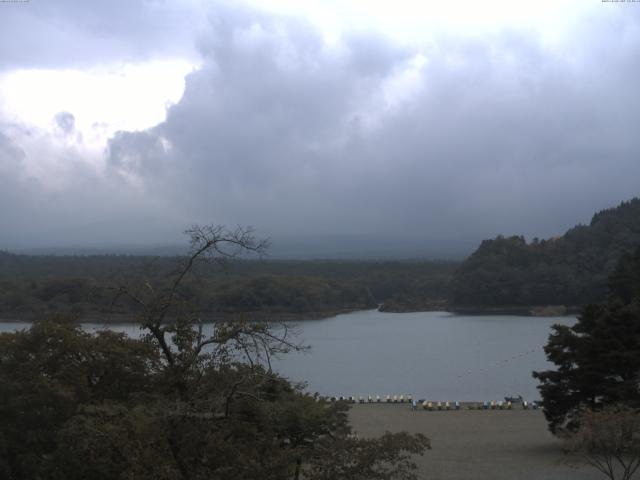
[3,198,638,319]
[0,252,456,321]
[450,198,640,308]
[0,227,430,479]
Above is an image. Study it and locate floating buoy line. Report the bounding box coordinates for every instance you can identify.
[455,348,539,379]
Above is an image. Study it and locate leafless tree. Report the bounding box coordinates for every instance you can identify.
[566,406,640,480]
[111,225,304,400]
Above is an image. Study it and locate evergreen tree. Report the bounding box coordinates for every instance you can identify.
[533,246,640,433]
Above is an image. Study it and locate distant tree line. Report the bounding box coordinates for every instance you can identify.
[0,275,376,320]
[0,252,456,320]
[3,198,640,316]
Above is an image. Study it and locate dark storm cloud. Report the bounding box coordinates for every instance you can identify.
[104,4,640,244]
[0,117,186,249]
[105,11,414,233]
[1,2,640,252]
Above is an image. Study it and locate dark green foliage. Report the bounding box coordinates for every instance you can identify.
[533,246,640,433]
[0,255,456,319]
[207,275,376,313]
[0,317,159,478]
[609,249,640,304]
[452,198,640,307]
[0,319,429,480]
[0,226,429,479]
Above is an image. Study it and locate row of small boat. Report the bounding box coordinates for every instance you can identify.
[322,395,542,410]
[416,400,541,410]
[325,395,413,403]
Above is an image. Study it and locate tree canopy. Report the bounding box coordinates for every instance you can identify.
[533,246,640,433]
[451,198,640,308]
[0,225,430,480]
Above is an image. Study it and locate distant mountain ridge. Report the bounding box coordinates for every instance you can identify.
[451,198,640,308]
[8,235,479,260]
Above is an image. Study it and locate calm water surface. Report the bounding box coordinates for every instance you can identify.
[0,310,575,401]
[272,310,575,401]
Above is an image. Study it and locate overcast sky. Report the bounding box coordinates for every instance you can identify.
[0,0,638,256]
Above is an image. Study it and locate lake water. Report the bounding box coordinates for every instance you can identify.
[0,310,575,402]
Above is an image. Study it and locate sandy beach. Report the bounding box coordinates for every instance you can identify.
[349,404,602,480]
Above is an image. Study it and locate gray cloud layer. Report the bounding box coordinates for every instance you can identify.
[0,0,204,70]
[1,2,640,255]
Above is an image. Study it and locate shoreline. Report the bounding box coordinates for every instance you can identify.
[381,304,581,317]
[0,304,580,324]
[0,307,370,325]
[449,305,580,317]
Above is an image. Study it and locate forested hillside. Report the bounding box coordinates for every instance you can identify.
[451,198,640,307]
